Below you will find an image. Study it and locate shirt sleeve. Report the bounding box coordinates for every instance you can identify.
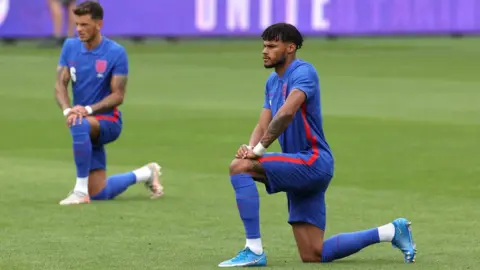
[290,65,318,100]
[58,39,70,67]
[112,48,129,75]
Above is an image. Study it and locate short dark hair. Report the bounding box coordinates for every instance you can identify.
[261,23,304,50]
[73,1,104,20]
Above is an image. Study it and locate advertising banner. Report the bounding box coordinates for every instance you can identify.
[0,0,479,37]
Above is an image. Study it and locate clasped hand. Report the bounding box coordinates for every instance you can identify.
[235,144,259,159]
[66,105,89,127]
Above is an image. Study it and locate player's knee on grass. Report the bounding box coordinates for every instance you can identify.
[292,223,325,263]
[88,169,107,196]
[299,246,323,263]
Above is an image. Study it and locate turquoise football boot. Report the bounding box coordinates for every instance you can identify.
[391,218,417,263]
[218,247,267,267]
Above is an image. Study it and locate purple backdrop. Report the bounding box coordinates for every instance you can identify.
[0,0,479,37]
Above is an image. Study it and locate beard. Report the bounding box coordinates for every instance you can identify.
[81,30,99,43]
[264,54,287,69]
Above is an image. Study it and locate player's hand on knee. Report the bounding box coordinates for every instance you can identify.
[71,105,89,116]
[236,144,251,159]
[245,147,260,160]
[66,112,83,127]
[66,106,90,127]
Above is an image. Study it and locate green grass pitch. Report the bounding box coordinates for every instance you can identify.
[0,37,479,269]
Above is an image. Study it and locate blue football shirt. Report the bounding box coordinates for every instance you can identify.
[263,59,333,169]
[58,37,128,122]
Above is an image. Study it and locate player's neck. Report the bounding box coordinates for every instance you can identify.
[84,34,103,51]
[275,57,296,77]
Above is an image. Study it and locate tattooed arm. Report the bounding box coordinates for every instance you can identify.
[88,48,129,114]
[55,66,72,111]
[259,89,307,148]
[89,75,127,114]
[250,66,317,157]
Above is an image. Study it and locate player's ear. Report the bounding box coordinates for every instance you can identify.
[287,43,296,54]
[96,20,103,30]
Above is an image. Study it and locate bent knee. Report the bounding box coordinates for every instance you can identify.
[88,169,107,195]
[229,158,252,176]
[70,118,91,133]
[300,253,322,263]
[299,247,323,263]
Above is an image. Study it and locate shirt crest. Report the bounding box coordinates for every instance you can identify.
[95,59,107,77]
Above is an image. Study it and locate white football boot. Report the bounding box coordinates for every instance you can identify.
[59,191,90,205]
[144,162,164,199]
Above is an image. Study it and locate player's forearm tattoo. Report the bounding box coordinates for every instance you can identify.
[90,76,127,113]
[260,113,294,148]
[55,66,71,110]
[113,76,128,95]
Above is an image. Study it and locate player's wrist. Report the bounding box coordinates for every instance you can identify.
[63,108,71,117]
[85,105,93,115]
[253,143,267,156]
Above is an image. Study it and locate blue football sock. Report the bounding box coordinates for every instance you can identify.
[321,228,380,262]
[231,174,261,239]
[70,120,92,179]
[91,172,137,200]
